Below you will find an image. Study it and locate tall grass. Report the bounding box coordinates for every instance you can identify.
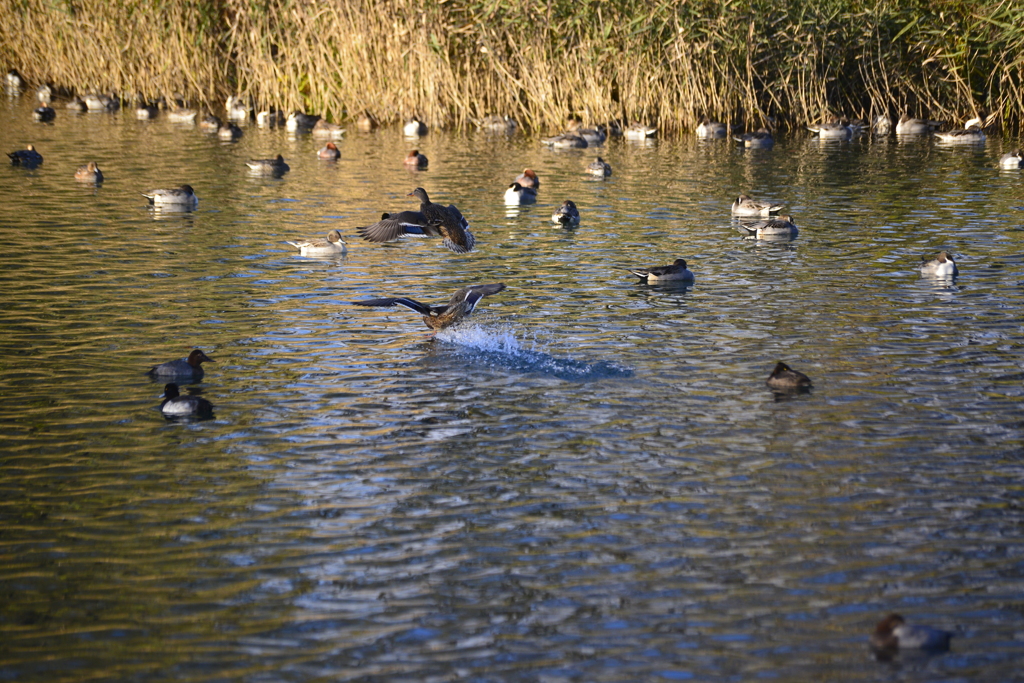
[2,0,1023,133]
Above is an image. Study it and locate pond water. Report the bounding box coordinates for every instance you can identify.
[2,94,1024,681]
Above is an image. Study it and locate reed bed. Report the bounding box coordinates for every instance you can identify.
[2,0,1023,133]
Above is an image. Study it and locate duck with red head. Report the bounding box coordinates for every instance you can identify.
[147,349,215,381]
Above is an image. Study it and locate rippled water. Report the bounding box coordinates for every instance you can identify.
[2,94,1024,681]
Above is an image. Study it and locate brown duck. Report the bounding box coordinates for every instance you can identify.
[352,283,505,331]
[357,187,475,253]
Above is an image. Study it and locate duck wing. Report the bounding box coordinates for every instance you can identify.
[352,297,437,316]
[356,211,434,242]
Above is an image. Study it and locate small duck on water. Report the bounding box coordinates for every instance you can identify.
[766,361,812,390]
[696,118,728,138]
[352,283,506,332]
[404,149,428,169]
[552,199,580,227]
[74,161,103,183]
[504,181,537,205]
[999,149,1023,169]
[318,142,341,160]
[585,156,612,177]
[920,251,958,277]
[141,185,198,209]
[218,122,243,140]
[245,154,289,176]
[8,144,43,167]
[870,614,953,657]
[628,258,694,283]
[734,127,774,148]
[285,230,347,257]
[737,215,798,239]
[148,349,215,381]
[403,117,428,136]
[160,383,214,418]
[731,194,784,217]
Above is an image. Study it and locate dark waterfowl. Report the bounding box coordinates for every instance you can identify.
[246,154,289,176]
[148,349,215,381]
[403,117,428,136]
[870,614,953,656]
[766,361,812,390]
[552,199,580,226]
[353,283,506,331]
[541,132,588,149]
[363,187,474,253]
[733,127,774,148]
[33,102,55,122]
[286,110,320,131]
[8,144,43,166]
[404,149,428,168]
[628,258,694,283]
[160,383,214,418]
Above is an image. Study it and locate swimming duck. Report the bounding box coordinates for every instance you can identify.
[353,283,506,331]
[479,115,518,133]
[403,117,428,136]
[246,154,289,176]
[920,251,958,277]
[357,188,475,253]
[225,95,250,121]
[74,161,103,183]
[733,128,774,148]
[312,118,345,139]
[807,117,853,140]
[5,69,22,88]
[167,106,197,123]
[32,102,55,122]
[731,194,784,217]
[870,614,953,655]
[999,149,1023,169]
[256,108,285,128]
[134,99,158,120]
[35,84,52,103]
[934,121,985,144]
[318,142,341,160]
[198,113,222,132]
[895,114,941,135]
[567,121,607,144]
[552,199,580,226]
[148,349,215,380]
[356,111,378,132]
[628,258,694,283]
[874,114,892,135]
[7,144,43,167]
[286,110,320,132]
[585,157,612,177]
[624,122,657,140]
[65,96,87,112]
[696,118,728,138]
[504,181,537,205]
[218,122,243,140]
[766,361,812,390]
[84,93,119,112]
[737,215,798,239]
[541,132,588,149]
[514,168,540,189]
[404,149,428,168]
[141,185,198,209]
[160,383,214,418]
[286,229,347,256]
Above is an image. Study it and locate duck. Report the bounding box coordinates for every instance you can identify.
[355,111,378,132]
[628,258,694,283]
[352,283,506,331]
[134,99,158,120]
[286,110,320,132]
[807,117,853,140]
[920,251,958,277]
[84,93,119,112]
[766,361,812,390]
[32,102,55,122]
[873,114,892,135]
[65,96,87,112]
[479,115,518,133]
[245,154,289,176]
[403,117,428,136]
[166,106,197,123]
[356,188,475,253]
[74,161,103,183]
[731,194,784,217]
[35,84,52,103]
[198,113,222,132]
[696,118,728,138]
[895,114,941,135]
[7,144,43,167]
[225,95,250,121]
[870,614,953,655]
[286,229,347,256]
[552,199,580,227]
[999,149,1023,169]
[566,121,606,145]
[218,122,243,140]
[934,120,985,144]
[317,142,341,160]
[733,128,774,148]
[504,182,537,205]
[404,149,428,168]
[160,383,214,418]
[141,185,198,209]
[256,108,285,128]
[5,69,23,88]
[148,349,215,380]
[585,156,612,177]
[541,132,588,149]
[624,122,657,140]
[737,215,798,239]
[312,118,345,138]
[514,168,540,189]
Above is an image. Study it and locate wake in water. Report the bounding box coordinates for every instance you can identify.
[434,324,633,381]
